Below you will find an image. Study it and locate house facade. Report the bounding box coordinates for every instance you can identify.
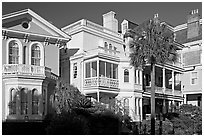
[175,9,202,107]
[60,11,185,121]
[2,9,71,121]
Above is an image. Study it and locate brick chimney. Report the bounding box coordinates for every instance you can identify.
[187,9,200,39]
[103,11,118,32]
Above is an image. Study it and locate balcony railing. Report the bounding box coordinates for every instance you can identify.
[3,64,58,80]
[84,77,119,89]
[145,86,182,97]
[3,64,45,76]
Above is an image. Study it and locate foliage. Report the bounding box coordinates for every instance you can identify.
[50,82,91,114]
[166,104,202,135]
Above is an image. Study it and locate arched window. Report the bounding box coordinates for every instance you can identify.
[9,88,17,114]
[31,44,41,66]
[32,89,39,114]
[124,98,129,115]
[124,69,129,82]
[21,88,28,115]
[8,40,19,64]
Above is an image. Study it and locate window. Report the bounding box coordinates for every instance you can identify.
[9,40,19,64]
[106,62,111,78]
[99,61,105,77]
[32,89,39,114]
[104,42,108,48]
[124,69,129,82]
[92,61,97,77]
[21,88,28,115]
[109,44,112,50]
[31,44,41,66]
[124,98,129,115]
[113,64,118,79]
[191,72,198,85]
[9,88,17,115]
[73,63,77,78]
[85,62,91,78]
[85,61,97,78]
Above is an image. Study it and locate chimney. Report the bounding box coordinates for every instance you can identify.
[187,9,200,39]
[103,11,118,32]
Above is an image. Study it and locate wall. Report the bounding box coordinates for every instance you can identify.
[44,44,59,75]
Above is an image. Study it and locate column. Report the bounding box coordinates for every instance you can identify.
[140,70,143,85]
[136,98,139,115]
[97,91,100,102]
[139,98,143,121]
[172,71,175,94]
[162,68,166,92]
[97,60,99,86]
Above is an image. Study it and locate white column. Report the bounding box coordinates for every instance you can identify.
[162,68,166,93]
[136,98,139,115]
[97,91,100,102]
[172,71,175,94]
[140,70,142,85]
[139,98,143,121]
[135,69,138,84]
[97,60,99,86]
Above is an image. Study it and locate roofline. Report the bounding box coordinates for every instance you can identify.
[2,8,71,39]
[174,19,202,32]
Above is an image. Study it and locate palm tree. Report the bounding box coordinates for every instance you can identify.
[124,15,178,135]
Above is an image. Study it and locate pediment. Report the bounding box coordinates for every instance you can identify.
[2,9,70,39]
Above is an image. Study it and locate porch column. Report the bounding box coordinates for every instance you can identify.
[136,98,139,115]
[172,70,175,95]
[97,60,99,86]
[162,68,166,92]
[139,98,143,121]
[140,70,142,85]
[97,91,100,102]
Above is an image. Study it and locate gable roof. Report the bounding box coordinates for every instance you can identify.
[2,9,71,40]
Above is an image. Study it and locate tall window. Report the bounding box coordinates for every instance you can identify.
[32,89,39,114]
[99,61,105,77]
[124,69,129,82]
[191,72,198,85]
[9,88,17,115]
[31,44,41,66]
[124,98,129,115]
[73,63,77,78]
[9,40,19,64]
[21,88,28,115]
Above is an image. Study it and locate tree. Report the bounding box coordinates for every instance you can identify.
[50,81,91,114]
[125,15,178,134]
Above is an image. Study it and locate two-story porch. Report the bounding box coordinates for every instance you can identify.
[142,64,183,120]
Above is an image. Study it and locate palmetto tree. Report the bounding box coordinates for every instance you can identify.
[125,15,178,135]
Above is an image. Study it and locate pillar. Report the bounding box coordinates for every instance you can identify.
[97,91,100,102]
[97,60,99,86]
[139,98,143,121]
[172,71,175,94]
[162,68,166,92]
[136,98,139,116]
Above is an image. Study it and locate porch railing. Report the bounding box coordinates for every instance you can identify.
[84,77,119,88]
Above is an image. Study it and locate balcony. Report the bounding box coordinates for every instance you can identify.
[2,64,58,80]
[84,77,119,89]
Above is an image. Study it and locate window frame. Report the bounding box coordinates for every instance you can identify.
[124,69,129,83]
[191,71,198,85]
[29,42,44,66]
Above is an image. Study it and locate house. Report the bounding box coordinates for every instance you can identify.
[2,9,71,121]
[174,9,202,107]
[60,11,185,121]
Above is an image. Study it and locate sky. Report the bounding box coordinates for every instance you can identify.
[2,2,202,30]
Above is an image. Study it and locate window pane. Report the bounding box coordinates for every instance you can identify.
[9,41,19,64]
[124,69,129,82]
[106,62,111,78]
[113,64,118,79]
[21,89,28,115]
[92,61,97,77]
[85,62,90,78]
[99,61,105,77]
[31,44,41,66]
